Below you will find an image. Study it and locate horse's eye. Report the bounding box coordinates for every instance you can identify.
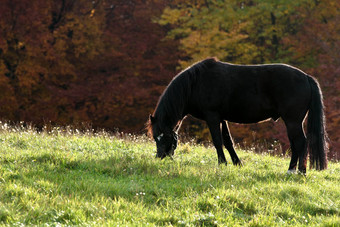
[156,133,164,141]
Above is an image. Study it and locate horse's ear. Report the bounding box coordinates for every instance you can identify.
[149,114,156,124]
[174,120,183,133]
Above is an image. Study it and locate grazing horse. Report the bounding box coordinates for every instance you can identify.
[146,58,328,173]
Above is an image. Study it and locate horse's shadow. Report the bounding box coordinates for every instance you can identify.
[11,151,310,206]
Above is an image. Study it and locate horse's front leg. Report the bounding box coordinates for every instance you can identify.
[221,121,242,166]
[205,113,227,165]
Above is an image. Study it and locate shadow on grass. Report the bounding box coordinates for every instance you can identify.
[4,152,210,200]
[2,152,339,225]
[1,152,316,198]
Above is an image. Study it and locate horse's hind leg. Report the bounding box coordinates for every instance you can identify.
[205,114,227,164]
[285,120,307,174]
[222,121,242,165]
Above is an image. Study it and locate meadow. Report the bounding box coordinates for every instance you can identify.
[0,123,339,226]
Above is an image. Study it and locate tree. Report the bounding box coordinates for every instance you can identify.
[156,0,340,158]
[0,0,180,132]
[283,0,340,159]
[0,0,107,125]
[157,0,311,67]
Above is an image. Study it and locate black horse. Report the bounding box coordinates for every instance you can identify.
[147,58,328,173]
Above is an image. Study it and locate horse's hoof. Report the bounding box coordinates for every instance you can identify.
[297,169,307,176]
[286,169,296,174]
[234,161,243,167]
[218,161,227,166]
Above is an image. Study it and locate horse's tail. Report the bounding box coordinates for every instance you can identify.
[307,76,328,170]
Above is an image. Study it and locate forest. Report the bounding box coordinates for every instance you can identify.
[0,0,339,159]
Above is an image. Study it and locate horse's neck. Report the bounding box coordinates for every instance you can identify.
[159,115,179,132]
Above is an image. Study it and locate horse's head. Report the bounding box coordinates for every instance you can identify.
[148,115,178,159]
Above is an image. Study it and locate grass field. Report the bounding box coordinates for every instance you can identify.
[0,123,339,226]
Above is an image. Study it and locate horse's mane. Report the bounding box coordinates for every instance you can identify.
[146,57,218,136]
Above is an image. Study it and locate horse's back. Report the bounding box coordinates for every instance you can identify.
[190,61,311,123]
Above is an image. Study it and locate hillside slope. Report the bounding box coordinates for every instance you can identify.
[0,126,339,226]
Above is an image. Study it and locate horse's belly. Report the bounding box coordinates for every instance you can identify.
[226,114,272,124]
[222,105,278,124]
[220,91,279,123]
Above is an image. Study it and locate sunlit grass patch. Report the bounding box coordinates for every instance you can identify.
[0,123,339,226]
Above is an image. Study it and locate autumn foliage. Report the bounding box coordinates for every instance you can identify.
[0,0,339,159]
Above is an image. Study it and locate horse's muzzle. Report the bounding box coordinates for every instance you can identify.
[156,152,166,159]
[156,148,174,160]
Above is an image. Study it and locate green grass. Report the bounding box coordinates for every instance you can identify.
[0,124,339,226]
